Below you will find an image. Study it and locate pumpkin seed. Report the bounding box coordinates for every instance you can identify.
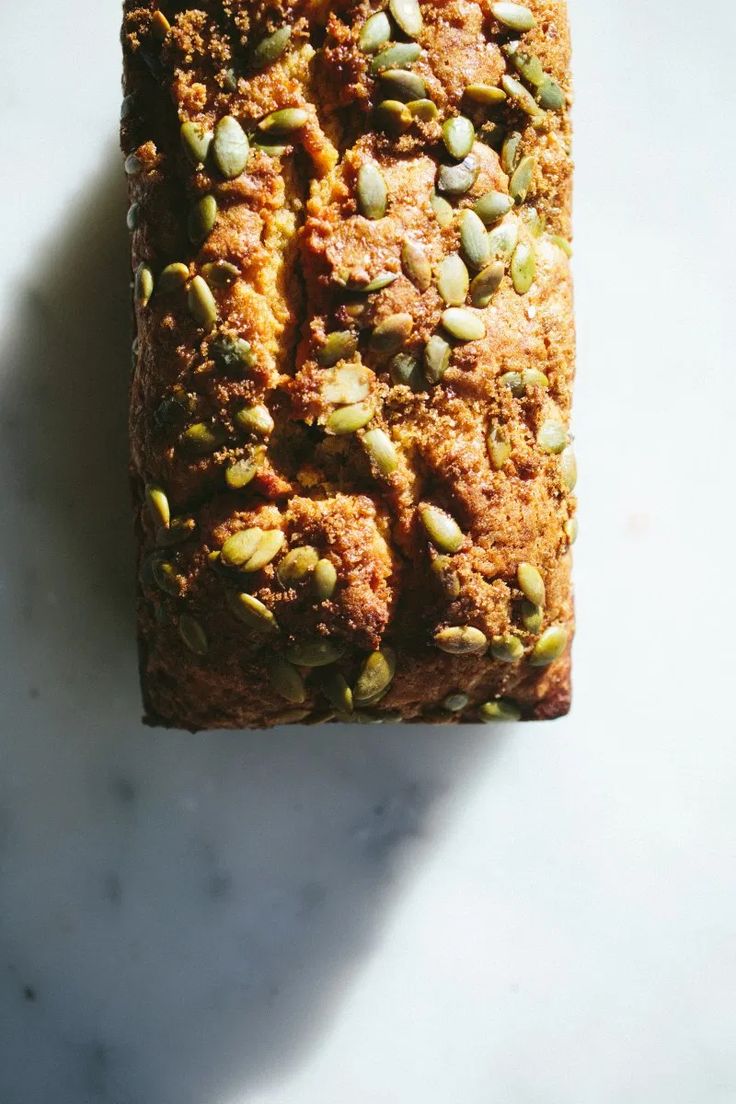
[491,2,536,31]
[390,0,423,36]
[420,504,463,552]
[390,351,423,389]
[407,98,438,120]
[459,209,491,270]
[212,115,250,178]
[317,330,358,367]
[470,261,504,307]
[370,313,413,356]
[443,692,469,712]
[430,191,454,226]
[560,447,578,491]
[436,154,480,196]
[145,484,170,529]
[441,307,485,342]
[505,45,545,86]
[313,559,338,600]
[374,99,412,136]
[509,155,536,204]
[155,516,197,548]
[268,657,306,703]
[501,131,522,175]
[252,25,292,69]
[474,190,513,225]
[370,42,421,74]
[152,559,179,596]
[517,562,545,607]
[501,74,543,117]
[479,699,521,722]
[529,624,568,666]
[442,116,475,161]
[179,614,208,655]
[357,162,387,219]
[180,121,213,167]
[158,262,190,294]
[464,83,506,105]
[187,194,217,244]
[285,639,345,667]
[434,626,488,655]
[121,94,135,121]
[277,546,320,586]
[221,528,264,567]
[212,335,256,374]
[424,334,451,384]
[537,419,567,453]
[235,404,274,436]
[401,239,432,290]
[518,598,543,632]
[363,428,399,475]
[202,260,240,288]
[150,10,171,40]
[229,592,278,633]
[549,234,573,257]
[253,139,288,157]
[491,634,525,662]
[437,253,470,305]
[354,648,396,706]
[134,264,154,307]
[538,78,565,111]
[326,402,374,435]
[488,220,519,260]
[522,367,549,389]
[187,275,218,329]
[500,371,523,396]
[320,669,353,713]
[181,421,226,455]
[510,240,535,293]
[222,68,238,92]
[258,108,309,134]
[126,202,141,231]
[124,152,143,175]
[380,68,426,102]
[359,10,392,53]
[487,424,511,469]
[321,363,371,405]
[225,456,260,489]
[431,555,461,598]
[565,517,578,544]
[243,530,285,572]
[362,272,399,293]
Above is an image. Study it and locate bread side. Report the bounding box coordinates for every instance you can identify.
[121,0,575,729]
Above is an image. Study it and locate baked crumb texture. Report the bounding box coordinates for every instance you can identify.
[122,0,575,729]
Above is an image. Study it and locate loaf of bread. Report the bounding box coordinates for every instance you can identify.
[121,0,575,728]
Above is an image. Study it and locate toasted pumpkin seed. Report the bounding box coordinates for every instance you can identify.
[488,220,519,261]
[518,598,543,633]
[509,155,536,204]
[529,624,568,666]
[359,10,392,53]
[326,402,374,435]
[465,83,506,105]
[317,331,358,367]
[491,634,525,662]
[277,546,319,586]
[126,202,141,231]
[221,528,264,567]
[354,648,396,705]
[459,209,491,271]
[407,98,438,120]
[390,351,423,389]
[357,162,387,219]
[124,152,143,175]
[560,447,577,491]
[370,313,413,356]
[313,558,338,600]
[522,367,549,389]
[442,116,475,161]
[134,264,154,307]
[538,78,565,111]
[430,191,454,226]
[201,260,240,288]
[443,692,469,712]
[285,639,344,667]
[401,239,432,290]
[517,562,545,606]
[225,456,260,489]
[320,669,353,713]
[374,99,412,136]
[538,419,567,453]
[474,190,513,225]
[145,484,170,529]
[212,115,250,178]
[158,262,190,294]
[321,363,371,405]
[370,42,421,74]
[492,2,536,30]
[549,234,573,257]
[501,74,543,117]
[500,371,523,396]
[187,275,218,329]
[181,421,226,455]
[253,139,288,157]
[187,194,217,244]
[362,272,399,293]
[380,68,426,102]
[479,698,521,722]
[150,10,171,40]
[235,404,274,436]
[363,428,399,475]
[437,253,470,306]
[436,154,480,196]
[434,625,488,655]
[180,121,213,167]
[505,45,545,86]
[152,559,179,596]
[179,614,208,655]
[441,307,485,342]
[212,335,256,374]
[252,25,292,69]
[470,261,504,307]
[423,334,452,384]
[268,657,306,703]
[258,107,308,134]
[501,131,522,175]
[431,554,461,598]
[243,530,285,572]
[510,240,535,293]
[390,0,422,36]
[229,592,278,633]
[420,504,463,552]
[155,516,197,548]
[487,424,511,469]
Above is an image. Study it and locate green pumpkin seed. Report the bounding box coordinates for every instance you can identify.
[407,99,438,120]
[517,562,545,607]
[221,528,264,567]
[277,546,320,586]
[374,99,412,136]
[474,190,513,225]
[538,78,565,111]
[252,25,292,69]
[505,45,545,87]
[560,447,577,491]
[317,330,358,367]
[479,699,521,722]
[285,639,345,667]
[549,234,573,257]
[488,220,519,260]
[443,692,469,712]
[390,351,423,389]
[321,363,371,404]
[459,209,491,271]
[431,554,461,598]
[430,191,454,227]
[187,194,217,244]
[529,624,568,666]
[180,121,213,167]
[362,272,399,293]
[326,402,374,435]
[390,0,423,36]
[401,239,432,290]
[437,253,470,306]
[225,456,260,489]
[357,162,387,219]
[509,155,536,204]
[313,558,338,600]
[212,115,249,178]
[442,116,475,161]
[201,260,240,288]
[134,264,154,307]
[212,335,256,374]
[464,83,506,105]
[363,428,399,475]
[151,559,179,596]
[268,657,306,703]
[420,504,464,552]
[354,648,396,706]
[565,517,578,544]
[487,424,511,469]
[359,10,392,53]
[181,421,226,455]
[235,404,274,436]
[436,154,480,196]
[370,42,421,74]
[500,371,523,396]
[491,2,536,31]
[229,592,278,633]
[518,598,543,633]
[187,275,218,329]
[501,131,522,175]
[470,261,504,307]
[370,313,413,356]
[145,484,170,529]
[258,107,309,134]
[243,530,285,572]
[253,139,288,157]
[423,334,452,384]
[510,240,535,293]
[501,75,543,117]
[179,614,208,655]
[124,152,143,175]
[441,307,485,342]
[491,633,525,662]
[522,367,549,389]
[150,10,171,39]
[158,262,190,294]
[320,669,353,713]
[126,202,141,231]
[434,625,488,655]
[380,69,426,102]
[538,419,567,453]
[155,516,197,548]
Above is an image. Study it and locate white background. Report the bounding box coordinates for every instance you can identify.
[1,2,735,1102]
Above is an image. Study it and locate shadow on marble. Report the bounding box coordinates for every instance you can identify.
[0,149,499,1104]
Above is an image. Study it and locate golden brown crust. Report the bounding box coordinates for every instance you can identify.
[122,0,575,728]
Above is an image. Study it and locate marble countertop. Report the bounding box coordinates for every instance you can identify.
[1,1,735,1102]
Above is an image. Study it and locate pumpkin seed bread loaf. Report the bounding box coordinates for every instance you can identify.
[121,0,575,729]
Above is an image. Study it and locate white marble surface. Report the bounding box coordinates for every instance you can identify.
[1,1,736,1102]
